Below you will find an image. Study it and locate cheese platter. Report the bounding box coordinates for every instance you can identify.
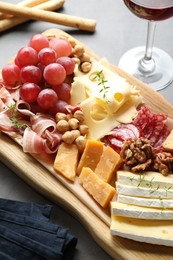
[1,28,173,259]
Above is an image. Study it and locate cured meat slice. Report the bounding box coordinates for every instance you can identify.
[102,124,140,153]
[31,113,57,137]
[133,106,170,149]
[23,127,60,154]
[23,127,45,154]
[0,86,15,110]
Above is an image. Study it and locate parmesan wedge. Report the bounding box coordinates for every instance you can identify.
[54,143,79,181]
[79,167,115,208]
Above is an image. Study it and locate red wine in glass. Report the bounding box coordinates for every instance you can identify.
[124,0,173,21]
[119,0,173,90]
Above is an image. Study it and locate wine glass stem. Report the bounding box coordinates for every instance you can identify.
[138,21,156,74]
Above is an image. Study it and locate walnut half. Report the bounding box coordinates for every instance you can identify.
[154,152,173,176]
[120,138,154,172]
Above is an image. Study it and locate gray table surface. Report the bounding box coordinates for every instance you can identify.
[1,1,173,259]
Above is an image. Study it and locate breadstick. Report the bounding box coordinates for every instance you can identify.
[0,1,96,32]
[0,0,49,19]
[0,0,65,32]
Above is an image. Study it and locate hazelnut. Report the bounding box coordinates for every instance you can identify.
[68,118,79,130]
[73,110,84,122]
[73,44,85,57]
[80,53,91,63]
[56,120,69,132]
[72,57,81,66]
[71,129,80,140]
[62,131,76,144]
[75,135,86,152]
[55,112,67,122]
[79,125,89,135]
[80,62,92,73]
[68,37,76,48]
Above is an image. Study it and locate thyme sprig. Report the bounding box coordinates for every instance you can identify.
[7,104,25,129]
[92,70,110,103]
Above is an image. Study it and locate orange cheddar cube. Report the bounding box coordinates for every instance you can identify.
[94,146,123,183]
[77,139,104,175]
[54,143,79,181]
[79,167,116,208]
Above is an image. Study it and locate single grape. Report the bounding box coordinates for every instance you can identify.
[49,99,68,115]
[29,34,49,52]
[19,83,41,103]
[49,38,72,58]
[43,63,66,86]
[14,56,23,69]
[2,64,20,87]
[52,83,71,101]
[16,46,38,67]
[56,57,75,75]
[37,88,58,110]
[30,101,44,114]
[20,65,42,84]
[38,48,57,66]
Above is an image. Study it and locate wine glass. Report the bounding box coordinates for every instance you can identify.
[118,0,173,91]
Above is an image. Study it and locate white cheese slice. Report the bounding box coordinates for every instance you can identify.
[111,201,173,220]
[79,96,119,140]
[70,81,87,104]
[110,215,173,247]
[117,170,173,190]
[70,59,142,140]
[117,194,173,209]
[73,59,142,113]
[116,182,173,199]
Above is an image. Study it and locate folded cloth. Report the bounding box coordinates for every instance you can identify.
[0,198,78,260]
[0,198,52,221]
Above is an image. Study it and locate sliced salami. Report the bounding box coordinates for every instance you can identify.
[102,123,140,153]
[133,105,170,150]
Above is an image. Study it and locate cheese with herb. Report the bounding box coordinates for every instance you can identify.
[117,170,173,190]
[116,183,173,199]
[110,215,173,247]
[71,59,142,140]
[111,201,173,220]
[117,194,173,209]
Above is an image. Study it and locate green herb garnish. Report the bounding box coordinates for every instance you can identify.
[7,104,26,129]
[92,70,110,103]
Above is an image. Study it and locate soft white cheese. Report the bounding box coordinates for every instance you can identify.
[110,215,173,247]
[116,182,173,199]
[117,170,173,190]
[111,201,173,220]
[117,194,173,209]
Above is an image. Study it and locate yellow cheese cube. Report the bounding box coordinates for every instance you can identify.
[94,146,123,183]
[54,143,79,182]
[77,139,104,175]
[79,167,116,208]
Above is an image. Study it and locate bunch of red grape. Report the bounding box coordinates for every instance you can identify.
[2,33,76,115]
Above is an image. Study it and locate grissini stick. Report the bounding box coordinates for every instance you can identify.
[0,0,64,32]
[0,1,96,32]
[0,0,49,19]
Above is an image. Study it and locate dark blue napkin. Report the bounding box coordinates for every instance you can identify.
[0,198,77,259]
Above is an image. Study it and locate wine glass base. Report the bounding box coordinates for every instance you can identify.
[118,46,173,91]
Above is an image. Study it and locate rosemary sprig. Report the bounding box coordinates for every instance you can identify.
[92,70,110,103]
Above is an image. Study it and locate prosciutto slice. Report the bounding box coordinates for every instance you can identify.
[23,127,45,154]
[0,85,15,111]
[31,113,57,137]
[22,127,60,154]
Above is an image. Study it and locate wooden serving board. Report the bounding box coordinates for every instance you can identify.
[1,28,173,259]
